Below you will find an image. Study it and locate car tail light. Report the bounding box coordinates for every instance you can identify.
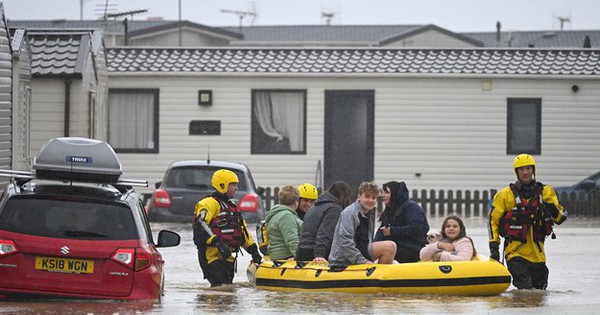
[135,252,152,271]
[238,193,259,212]
[112,248,134,269]
[111,248,153,271]
[153,189,171,208]
[0,239,19,258]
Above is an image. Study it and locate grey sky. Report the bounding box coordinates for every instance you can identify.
[2,0,598,32]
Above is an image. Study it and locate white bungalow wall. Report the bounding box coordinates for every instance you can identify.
[29,62,97,157]
[108,74,600,194]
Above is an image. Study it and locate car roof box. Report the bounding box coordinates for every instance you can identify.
[33,137,123,183]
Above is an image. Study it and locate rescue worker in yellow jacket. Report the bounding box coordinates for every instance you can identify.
[192,169,262,287]
[296,183,318,220]
[488,154,567,290]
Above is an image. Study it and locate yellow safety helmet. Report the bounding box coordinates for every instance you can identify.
[513,154,536,176]
[212,169,239,194]
[298,183,318,200]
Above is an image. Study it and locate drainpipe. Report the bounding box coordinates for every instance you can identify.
[64,79,72,137]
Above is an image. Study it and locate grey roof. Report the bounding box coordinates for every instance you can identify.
[224,24,423,42]
[28,30,93,77]
[107,47,600,76]
[224,24,483,47]
[463,30,600,48]
[10,20,600,49]
[128,20,243,40]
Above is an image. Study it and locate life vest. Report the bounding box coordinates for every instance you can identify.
[256,220,269,255]
[209,199,246,248]
[500,183,553,243]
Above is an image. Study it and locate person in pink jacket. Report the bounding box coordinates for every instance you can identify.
[419,215,476,261]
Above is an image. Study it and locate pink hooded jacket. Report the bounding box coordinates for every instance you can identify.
[419,237,474,261]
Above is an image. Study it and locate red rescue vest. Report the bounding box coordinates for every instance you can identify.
[209,199,246,248]
[500,183,554,243]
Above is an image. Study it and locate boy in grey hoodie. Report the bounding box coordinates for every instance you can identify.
[328,182,397,265]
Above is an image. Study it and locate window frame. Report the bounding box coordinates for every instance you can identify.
[250,89,307,155]
[506,97,542,155]
[108,88,159,153]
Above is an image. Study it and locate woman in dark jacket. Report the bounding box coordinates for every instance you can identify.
[375,181,429,263]
[295,181,353,262]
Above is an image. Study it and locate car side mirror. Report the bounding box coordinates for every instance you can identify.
[577,179,596,191]
[157,230,181,247]
[256,186,266,197]
[154,181,162,189]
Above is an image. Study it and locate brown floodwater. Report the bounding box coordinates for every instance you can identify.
[1,217,599,314]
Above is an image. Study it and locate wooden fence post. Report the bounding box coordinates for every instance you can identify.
[428,189,435,217]
[438,190,445,217]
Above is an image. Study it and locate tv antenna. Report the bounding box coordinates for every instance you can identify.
[556,16,571,31]
[103,9,148,20]
[221,8,257,28]
[552,10,571,31]
[322,12,335,26]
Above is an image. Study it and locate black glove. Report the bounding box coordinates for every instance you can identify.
[543,202,560,218]
[246,244,262,264]
[489,242,500,262]
[211,237,232,260]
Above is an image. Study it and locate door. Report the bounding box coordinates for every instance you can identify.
[324,90,374,194]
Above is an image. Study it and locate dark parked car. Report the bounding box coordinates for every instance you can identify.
[147,160,265,223]
[554,171,600,195]
[0,137,180,300]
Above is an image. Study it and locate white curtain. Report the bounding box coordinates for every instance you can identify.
[271,92,303,151]
[108,92,154,149]
[253,92,304,152]
[253,93,284,140]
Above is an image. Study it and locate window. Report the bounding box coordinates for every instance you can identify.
[166,167,248,191]
[251,90,306,154]
[108,89,159,153]
[0,197,137,240]
[507,98,541,154]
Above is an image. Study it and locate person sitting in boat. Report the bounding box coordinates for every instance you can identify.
[265,185,303,261]
[328,182,397,265]
[419,215,476,261]
[296,183,318,220]
[374,181,429,263]
[296,181,353,263]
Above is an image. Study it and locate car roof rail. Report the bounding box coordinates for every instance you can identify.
[0,169,148,188]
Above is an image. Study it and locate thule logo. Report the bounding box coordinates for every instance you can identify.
[61,246,70,255]
[66,156,92,163]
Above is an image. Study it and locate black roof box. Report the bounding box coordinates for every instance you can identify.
[33,137,123,183]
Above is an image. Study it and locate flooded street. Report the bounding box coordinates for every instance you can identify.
[1,217,599,314]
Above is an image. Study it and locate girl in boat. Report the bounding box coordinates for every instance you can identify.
[419,215,476,261]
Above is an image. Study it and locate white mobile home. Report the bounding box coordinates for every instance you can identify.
[106,47,600,193]
[0,3,12,173]
[27,29,108,157]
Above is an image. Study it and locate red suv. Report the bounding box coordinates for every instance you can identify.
[0,137,180,300]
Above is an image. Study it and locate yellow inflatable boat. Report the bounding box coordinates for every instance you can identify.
[247,255,511,296]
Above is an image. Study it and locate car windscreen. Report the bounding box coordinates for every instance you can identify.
[166,167,248,191]
[0,195,137,240]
